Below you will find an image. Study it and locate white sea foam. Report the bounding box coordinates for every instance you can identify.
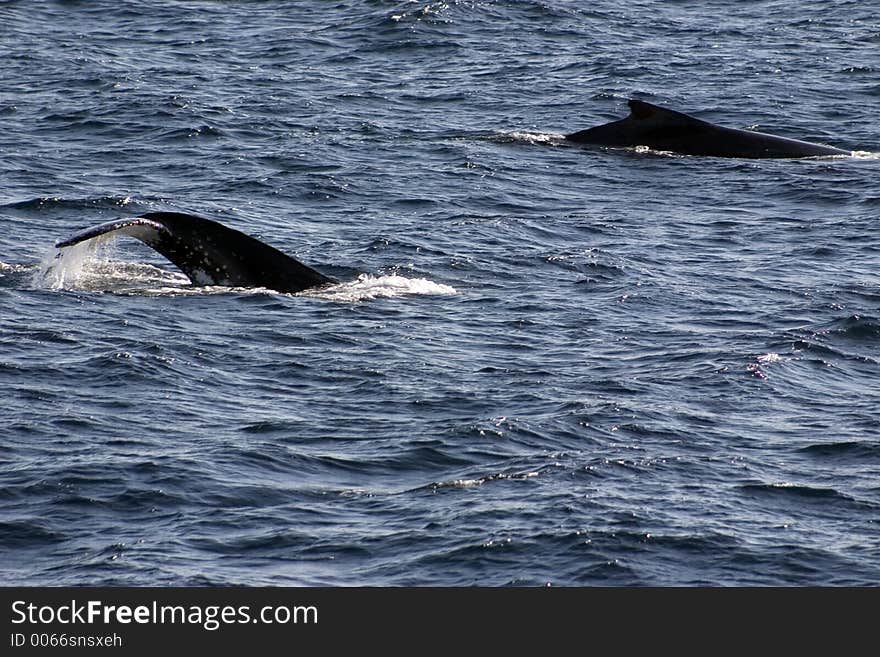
[307,273,457,302]
[493,131,567,146]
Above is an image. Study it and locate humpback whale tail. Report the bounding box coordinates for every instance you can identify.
[565,99,851,159]
[55,211,336,293]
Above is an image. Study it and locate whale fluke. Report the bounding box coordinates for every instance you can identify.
[565,99,851,159]
[55,211,336,293]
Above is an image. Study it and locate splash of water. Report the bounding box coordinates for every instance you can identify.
[33,236,112,290]
[33,236,188,293]
[308,273,457,302]
[493,131,567,146]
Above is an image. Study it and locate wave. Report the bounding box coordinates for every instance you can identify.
[738,482,876,510]
[783,315,880,362]
[830,314,880,341]
[797,441,880,461]
[746,351,784,379]
[0,520,66,549]
[419,469,541,491]
[1,195,136,214]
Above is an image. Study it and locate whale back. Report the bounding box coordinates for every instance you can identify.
[566,99,849,158]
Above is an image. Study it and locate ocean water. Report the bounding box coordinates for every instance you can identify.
[1,0,879,586]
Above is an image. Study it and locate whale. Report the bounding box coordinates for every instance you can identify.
[565,99,850,159]
[55,211,336,293]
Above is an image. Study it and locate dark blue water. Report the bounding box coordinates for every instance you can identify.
[2,0,879,586]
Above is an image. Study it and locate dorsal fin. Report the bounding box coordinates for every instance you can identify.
[627,99,699,125]
[628,99,659,119]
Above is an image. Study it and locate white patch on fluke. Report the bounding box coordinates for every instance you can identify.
[189,268,216,286]
[307,274,457,302]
